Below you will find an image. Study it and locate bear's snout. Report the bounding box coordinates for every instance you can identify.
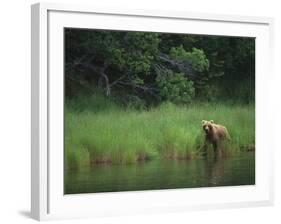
[203,126,209,133]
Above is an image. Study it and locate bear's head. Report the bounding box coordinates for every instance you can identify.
[201,120,215,135]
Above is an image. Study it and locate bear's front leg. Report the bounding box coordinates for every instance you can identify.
[213,142,222,158]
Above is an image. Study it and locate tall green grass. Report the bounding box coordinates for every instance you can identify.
[65,95,255,170]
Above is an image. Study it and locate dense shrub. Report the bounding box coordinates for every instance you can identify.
[156,70,195,104]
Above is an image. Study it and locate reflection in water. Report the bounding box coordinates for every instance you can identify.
[204,156,226,186]
[65,153,255,194]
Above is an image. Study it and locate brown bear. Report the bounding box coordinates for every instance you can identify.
[201,120,230,155]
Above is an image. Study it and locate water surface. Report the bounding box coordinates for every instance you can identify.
[65,152,255,194]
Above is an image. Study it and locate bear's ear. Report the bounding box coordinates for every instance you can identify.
[201,120,206,124]
[210,120,214,123]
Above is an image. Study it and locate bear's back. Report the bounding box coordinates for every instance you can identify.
[213,124,229,139]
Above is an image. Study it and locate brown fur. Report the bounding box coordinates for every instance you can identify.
[201,120,230,153]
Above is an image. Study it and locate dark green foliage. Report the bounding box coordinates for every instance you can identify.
[156,70,195,104]
[169,46,209,72]
[65,29,255,105]
[193,36,255,102]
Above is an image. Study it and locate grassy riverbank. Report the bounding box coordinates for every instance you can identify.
[65,95,255,170]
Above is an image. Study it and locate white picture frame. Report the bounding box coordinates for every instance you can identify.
[31,2,274,221]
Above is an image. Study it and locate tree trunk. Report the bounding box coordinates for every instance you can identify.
[98,72,111,96]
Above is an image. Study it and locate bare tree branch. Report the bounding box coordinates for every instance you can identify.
[158,54,195,77]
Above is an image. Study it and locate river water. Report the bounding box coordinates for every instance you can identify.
[65,152,255,194]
